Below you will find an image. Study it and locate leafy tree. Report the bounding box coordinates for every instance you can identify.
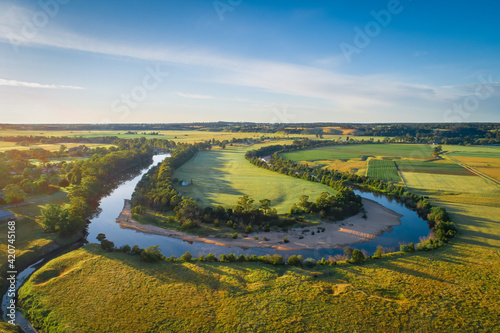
[259,199,271,215]
[40,204,65,232]
[344,246,353,259]
[140,245,164,262]
[181,251,193,262]
[351,249,365,263]
[3,184,26,203]
[432,145,443,159]
[287,255,302,266]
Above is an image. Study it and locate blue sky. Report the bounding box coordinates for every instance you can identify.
[1,0,499,124]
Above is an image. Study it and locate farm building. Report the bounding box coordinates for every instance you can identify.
[0,210,15,222]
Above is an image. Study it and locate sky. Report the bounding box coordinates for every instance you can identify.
[0,0,499,124]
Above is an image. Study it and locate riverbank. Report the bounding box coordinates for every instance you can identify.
[117,199,402,251]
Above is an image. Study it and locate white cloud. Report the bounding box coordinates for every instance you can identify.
[0,78,83,90]
[175,92,216,100]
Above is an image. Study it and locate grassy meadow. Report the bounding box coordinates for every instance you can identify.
[0,141,115,152]
[173,146,336,213]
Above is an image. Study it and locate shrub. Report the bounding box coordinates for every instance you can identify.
[254,236,258,240]
[408,243,415,252]
[374,246,383,258]
[400,244,409,253]
[121,244,131,254]
[287,255,301,266]
[237,254,246,262]
[245,225,253,233]
[351,249,365,263]
[284,237,289,243]
[227,253,237,262]
[268,254,284,265]
[100,239,115,252]
[140,245,164,262]
[131,245,141,255]
[232,233,238,239]
[303,258,317,267]
[181,251,193,262]
[206,253,218,262]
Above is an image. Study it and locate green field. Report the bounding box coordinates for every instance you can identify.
[282,144,434,162]
[367,160,402,182]
[0,141,115,152]
[174,146,336,213]
[396,160,473,176]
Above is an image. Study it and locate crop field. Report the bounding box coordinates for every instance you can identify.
[395,160,473,176]
[0,141,115,152]
[174,146,336,213]
[366,160,402,182]
[282,144,433,162]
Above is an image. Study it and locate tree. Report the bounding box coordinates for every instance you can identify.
[351,249,365,263]
[344,246,353,259]
[287,255,302,266]
[140,245,164,262]
[3,184,26,203]
[235,195,254,213]
[432,145,443,159]
[40,204,65,232]
[259,199,271,215]
[181,251,193,262]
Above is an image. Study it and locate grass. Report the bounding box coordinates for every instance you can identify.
[395,160,473,176]
[403,172,499,194]
[0,195,77,301]
[367,160,401,182]
[0,129,385,144]
[282,144,434,162]
[173,146,336,213]
[0,141,115,152]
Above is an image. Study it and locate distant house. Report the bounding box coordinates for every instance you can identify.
[181,181,190,186]
[0,210,15,222]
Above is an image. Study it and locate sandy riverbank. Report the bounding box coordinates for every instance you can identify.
[116,198,402,251]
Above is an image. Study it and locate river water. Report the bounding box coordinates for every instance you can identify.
[3,154,431,331]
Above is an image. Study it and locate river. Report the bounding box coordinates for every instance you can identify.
[3,154,431,331]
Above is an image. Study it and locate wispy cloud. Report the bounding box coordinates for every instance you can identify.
[175,92,216,100]
[0,78,84,90]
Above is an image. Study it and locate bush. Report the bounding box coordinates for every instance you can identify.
[287,255,302,266]
[254,236,258,240]
[400,244,409,253]
[140,245,164,262]
[284,237,289,243]
[245,225,253,233]
[227,253,237,262]
[181,251,192,262]
[374,246,383,258]
[131,245,141,255]
[121,244,131,254]
[206,253,218,262]
[351,249,365,263]
[268,254,284,265]
[303,258,317,267]
[408,242,415,252]
[232,233,238,239]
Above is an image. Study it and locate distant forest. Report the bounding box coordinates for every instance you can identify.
[1,122,499,145]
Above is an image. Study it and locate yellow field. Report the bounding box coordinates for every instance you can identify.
[403,172,499,194]
[0,141,115,152]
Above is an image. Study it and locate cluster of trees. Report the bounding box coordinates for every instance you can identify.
[246,142,458,243]
[289,189,363,221]
[131,142,211,218]
[39,144,154,236]
[96,234,165,262]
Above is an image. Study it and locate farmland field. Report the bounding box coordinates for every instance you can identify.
[174,146,336,213]
[395,160,473,176]
[366,160,401,182]
[281,144,434,162]
[0,141,115,152]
